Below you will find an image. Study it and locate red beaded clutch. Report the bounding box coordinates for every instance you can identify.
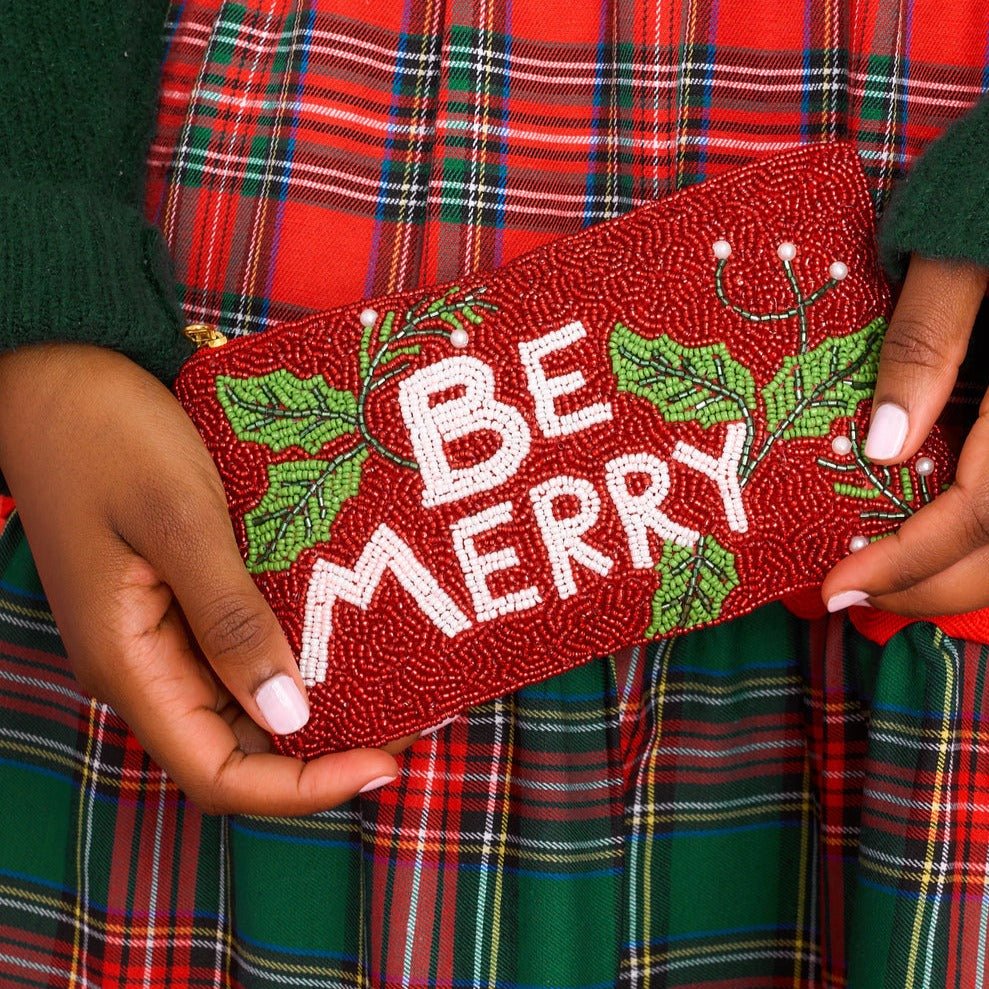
[175,143,954,758]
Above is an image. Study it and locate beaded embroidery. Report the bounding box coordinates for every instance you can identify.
[175,143,956,757]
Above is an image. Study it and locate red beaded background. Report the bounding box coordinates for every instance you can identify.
[175,143,954,758]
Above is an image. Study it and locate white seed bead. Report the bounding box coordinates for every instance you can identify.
[831,435,853,456]
[777,241,797,262]
[915,456,935,476]
[713,239,732,260]
[829,260,848,281]
[849,535,870,553]
[359,307,378,328]
[450,328,469,348]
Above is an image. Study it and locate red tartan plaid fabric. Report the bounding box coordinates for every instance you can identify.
[0,2,987,989]
[146,0,989,329]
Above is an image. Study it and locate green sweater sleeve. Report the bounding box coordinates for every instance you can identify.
[0,3,193,383]
[879,96,989,281]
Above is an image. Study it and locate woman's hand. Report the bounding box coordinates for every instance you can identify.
[823,255,989,615]
[0,343,414,815]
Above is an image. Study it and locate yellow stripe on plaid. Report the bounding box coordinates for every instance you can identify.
[68,702,101,989]
[636,639,674,989]
[904,629,957,989]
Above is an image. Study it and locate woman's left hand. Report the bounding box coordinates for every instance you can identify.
[822,254,989,616]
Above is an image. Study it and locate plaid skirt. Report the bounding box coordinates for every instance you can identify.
[2,2,988,986]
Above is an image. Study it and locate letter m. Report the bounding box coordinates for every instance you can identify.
[299,525,471,685]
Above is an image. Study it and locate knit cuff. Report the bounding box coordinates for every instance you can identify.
[878,97,989,281]
[0,178,194,384]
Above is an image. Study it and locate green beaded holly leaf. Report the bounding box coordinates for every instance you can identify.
[646,536,740,638]
[243,448,369,573]
[761,317,885,440]
[609,323,756,427]
[217,370,359,455]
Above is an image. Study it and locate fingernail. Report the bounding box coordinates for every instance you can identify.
[827,590,871,613]
[254,674,309,734]
[358,775,397,794]
[865,403,909,461]
[420,715,458,737]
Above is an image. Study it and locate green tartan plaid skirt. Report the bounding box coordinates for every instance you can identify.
[2,1,989,986]
[3,508,989,987]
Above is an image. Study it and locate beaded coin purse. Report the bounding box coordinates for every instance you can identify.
[175,143,954,758]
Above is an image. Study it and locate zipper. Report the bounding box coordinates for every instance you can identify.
[183,323,228,349]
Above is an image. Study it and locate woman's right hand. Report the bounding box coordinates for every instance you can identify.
[0,342,413,815]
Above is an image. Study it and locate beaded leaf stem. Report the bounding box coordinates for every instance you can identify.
[816,419,940,530]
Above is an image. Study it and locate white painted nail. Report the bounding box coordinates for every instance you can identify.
[254,674,309,735]
[865,403,909,461]
[826,590,871,613]
[359,775,397,794]
[420,715,458,737]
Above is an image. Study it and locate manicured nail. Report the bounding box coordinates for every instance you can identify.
[254,674,309,734]
[359,775,397,794]
[865,403,909,461]
[827,590,871,613]
[420,715,458,737]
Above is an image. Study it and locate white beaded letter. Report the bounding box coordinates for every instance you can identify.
[399,356,531,507]
[451,501,541,623]
[517,321,613,438]
[672,422,750,533]
[531,476,613,600]
[605,453,700,568]
[299,525,471,685]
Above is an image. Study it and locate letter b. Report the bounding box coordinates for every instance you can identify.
[399,356,532,507]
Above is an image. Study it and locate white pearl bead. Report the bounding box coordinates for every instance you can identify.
[849,535,869,553]
[359,307,378,328]
[712,239,732,260]
[831,435,853,456]
[777,241,797,262]
[829,260,848,281]
[915,456,934,476]
[450,328,469,348]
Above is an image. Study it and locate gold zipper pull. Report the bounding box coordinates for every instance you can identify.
[183,323,228,349]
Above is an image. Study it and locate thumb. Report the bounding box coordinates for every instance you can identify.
[125,490,311,739]
[864,255,986,464]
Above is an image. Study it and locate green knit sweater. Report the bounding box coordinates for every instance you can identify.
[0,2,192,383]
[879,97,989,280]
[0,4,984,385]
